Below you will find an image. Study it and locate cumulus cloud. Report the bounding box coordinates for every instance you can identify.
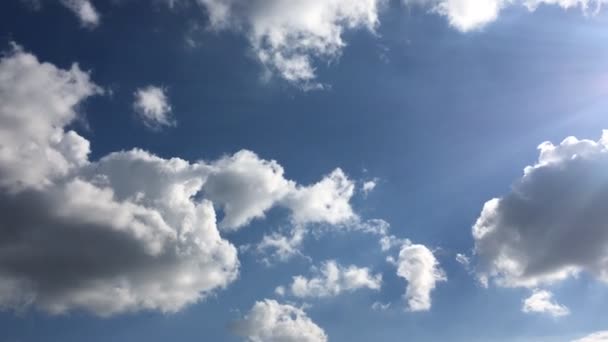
[283,169,356,225]
[60,0,100,27]
[395,241,446,311]
[133,86,175,129]
[232,299,327,342]
[0,45,358,315]
[572,331,608,342]
[282,260,381,298]
[196,0,381,88]
[0,44,100,191]
[522,290,570,317]
[406,0,607,32]
[472,131,608,288]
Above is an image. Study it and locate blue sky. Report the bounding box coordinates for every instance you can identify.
[2,1,608,341]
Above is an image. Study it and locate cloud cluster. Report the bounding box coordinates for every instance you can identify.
[281,260,382,298]
[395,241,446,311]
[0,46,357,315]
[473,131,608,288]
[197,0,381,88]
[232,299,327,342]
[522,290,569,317]
[133,86,175,129]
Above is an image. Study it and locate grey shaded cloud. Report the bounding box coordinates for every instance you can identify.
[473,131,608,288]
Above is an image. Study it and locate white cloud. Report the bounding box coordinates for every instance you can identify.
[203,150,293,230]
[274,286,286,296]
[196,0,382,88]
[380,234,408,252]
[455,253,470,267]
[362,179,377,195]
[0,46,238,315]
[0,45,358,316]
[572,331,608,342]
[133,86,175,129]
[0,44,100,191]
[232,299,328,342]
[396,241,446,311]
[522,290,570,317]
[285,260,381,298]
[473,131,608,288]
[371,301,391,311]
[60,0,100,27]
[406,0,607,32]
[284,168,357,225]
[206,156,356,232]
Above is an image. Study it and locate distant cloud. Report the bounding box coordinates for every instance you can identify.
[281,260,382,298]
[362,179,377,195]
[371,301,391,311]
[473,131,608,288]
[395,241,446,311]
[232,299,327,342]
[0,45,359,316]
[455,253,470,267]
[60,0,100,27]
[522,290,570,317]
[133,86,175,129]
[572,331,608,342]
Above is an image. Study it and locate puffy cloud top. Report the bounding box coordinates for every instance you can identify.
[396,241,446,311]
[232,299,328,342]
[473,131,608,288]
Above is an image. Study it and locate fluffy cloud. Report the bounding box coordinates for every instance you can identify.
[473,131,608,288]
[282,260,381,298]
[0,46,358,315]
[572,331,608,342]
[232,299,328,342]
[133,86,175,129]
[0,47,237,314]
[522,290,570,317]
[206,157,356,232]
[406,0,606,32]
[396,241,446,311]
[284,169,356,225]
[197,0,381,88]
[0,44,100,191]
[60,0,100,27]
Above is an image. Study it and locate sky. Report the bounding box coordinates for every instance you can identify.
[2,0,608,341]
